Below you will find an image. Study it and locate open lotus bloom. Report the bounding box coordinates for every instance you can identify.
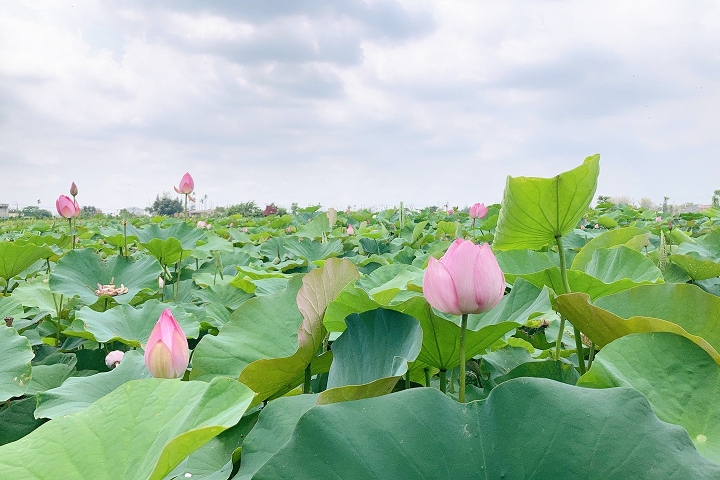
[422,238,505,315]
[174,172,194,194]
[144,309,189,379]
[469,202,488,219]
[56,195,79,218]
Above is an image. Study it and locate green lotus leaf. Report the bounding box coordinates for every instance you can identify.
[318,308,422,404]
[570,226,650,270]
[494,155,600,250]
[579,332,720,463]
[0,325,34,402]
[0,243,54,283]
[554,290,720,362]
[284,238,344,263]
[239,378,720,479]
[239,258,360,404]
[669,253,720,281]
[35,350,151,419]
[68,299,198,346]
[49,249,162,305]
[190,276,304,382]
[0,377,254,480]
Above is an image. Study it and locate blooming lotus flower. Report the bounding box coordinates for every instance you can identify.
[56,195,79,218]
[469,203,488,219]
[105,350,124,368]
[174,172,194,195]
[422,238,505,315]
[69,181,78,197]
[347,224,355,235]
[144,309,189,379]
[72,199,81,218]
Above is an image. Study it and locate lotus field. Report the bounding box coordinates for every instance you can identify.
[3,155,720,479]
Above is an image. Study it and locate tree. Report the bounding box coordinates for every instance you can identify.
[712,190,720,209]
[147,194,183,216]
[226,201,262,217]
[596,195,611,205]
[22,206,52,218]
[81,205,100,217]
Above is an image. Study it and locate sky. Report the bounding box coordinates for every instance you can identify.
[1,1,719,215]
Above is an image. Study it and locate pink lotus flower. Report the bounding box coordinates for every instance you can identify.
[197,220,207,229]
[144,309,189,379]
[422,238,505,315]
[469,203,488,219]
[72,199,81,218]
[174,172,194,195]
[69,181,78,197]
[56,195,79,218]
[105,350,124,368]
[447,209,454,215]
[655,216,662,222]
[347,224,355,235]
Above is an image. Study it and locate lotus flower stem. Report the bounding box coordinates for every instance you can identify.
[554,235,586,374]
[459,313,469,402]
[439,369,447,393]
[424,367,430,387]
[304,364,312,394]
[405,371,411,390]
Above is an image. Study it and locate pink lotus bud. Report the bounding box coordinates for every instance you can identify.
[206,223,211,229]
[241,227,248,233]
[173,172,194,195]
[286,227,293,234]
[655,216,662,222]
[158,276,165,289]
[594,224,600,229]
[105,350,125,368]
[197,220,207,229]
[422,238,505,315]
[69,181,78,197]
[469,203,488,219]
[347,224,355,235]
[447,209,454,215]
[144,309,189,379]
[56,195,79,218]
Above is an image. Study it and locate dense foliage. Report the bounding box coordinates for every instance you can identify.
[2,156,720,478]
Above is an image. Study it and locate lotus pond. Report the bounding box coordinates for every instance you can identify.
[2,155,720,479]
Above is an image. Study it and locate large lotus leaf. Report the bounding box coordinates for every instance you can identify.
[595,283,720,350]
[318,309,422,404]
[670,253,720,280]
[233,394,318,480]
[0,397,43,446]
[128,221,206,250]
[25,364,73,395]
[192,234,234,257]
[571,226,650,270]
[192,284,254,327]
[189,276,304,381]
[35,350,151,419]
[0,377,254,480]
[495,249,557,283]
[467,278,552,329]
[142,237,186,267]
[519,262,662,300]
[324,283,383,333]
[68,300,198,346]
[284,238,344,263]
[241,378,720,479]
[555,292,720,362]
[0,242,54,281]
[584,245,663,284]
[239,258,360,404]
[49,249,162,305]
[0,325,34,402]
[494,154,600,250]
[579,332,720,463]
[355,263,424,305]
[0,297,23,325]
[296,213,331,239]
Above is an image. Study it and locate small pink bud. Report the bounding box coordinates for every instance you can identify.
[347,224,355,235]
[69,181,78,197]
[144,309,189,379]
[447,209,454,215]
[173,172,194,195]
[241,227,248,233]
[105,350,124,368]
[469,203,488,219]
[594,224,600,229]
[286,227,292,234]
[655,216,662,222]
[197,220,207,229]
[158,276,165,289]
[56,195,79,218]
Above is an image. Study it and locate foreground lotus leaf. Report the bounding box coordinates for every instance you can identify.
[237,377,720,479]
[0,377,254,480]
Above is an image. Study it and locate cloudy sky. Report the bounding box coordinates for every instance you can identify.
[1,1,719,214]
